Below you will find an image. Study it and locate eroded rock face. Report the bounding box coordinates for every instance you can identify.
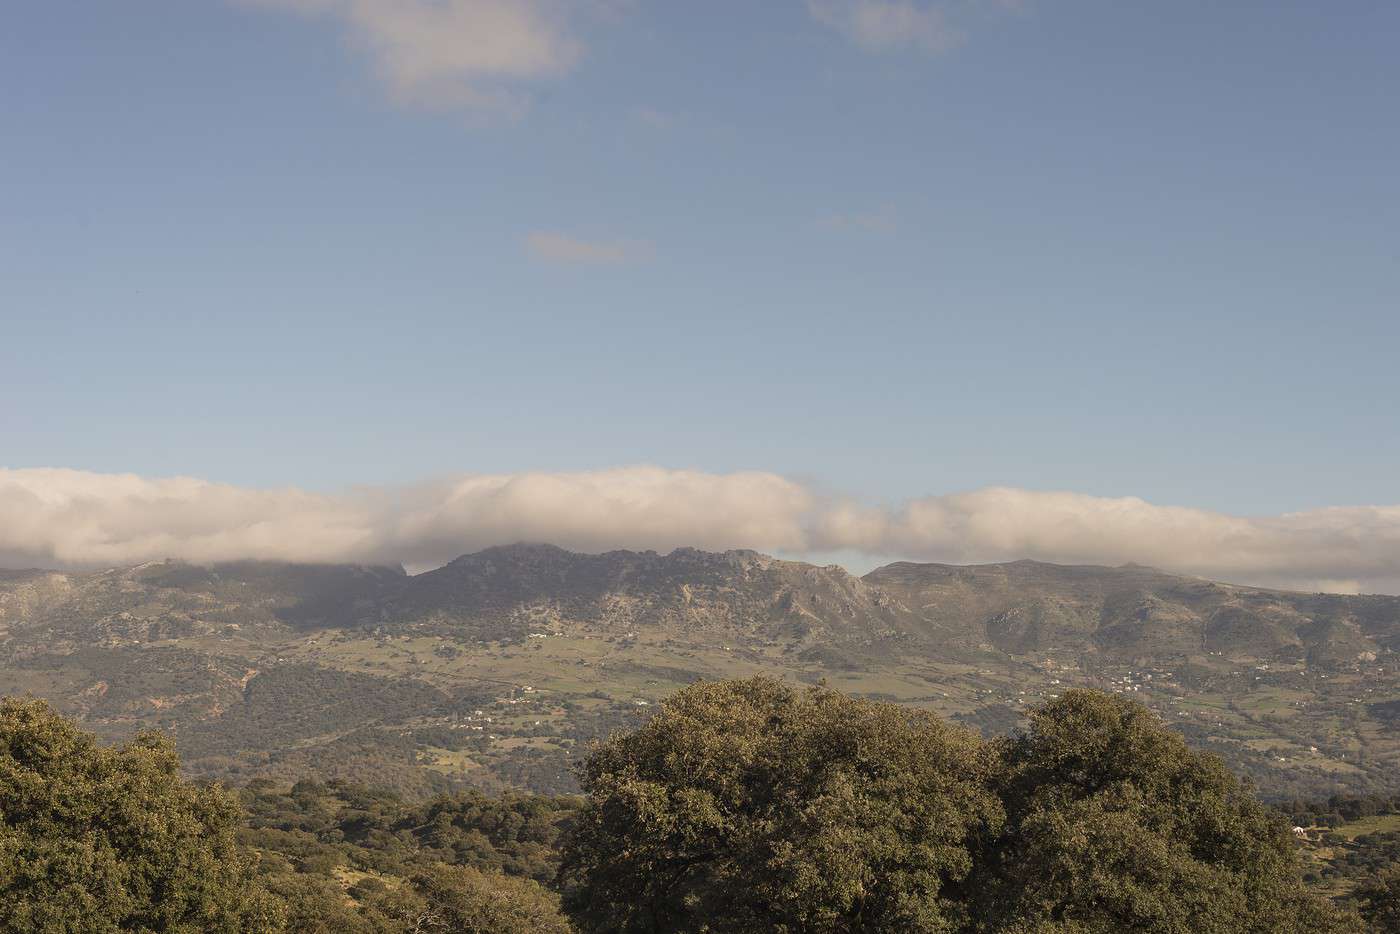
[391,543,912,649]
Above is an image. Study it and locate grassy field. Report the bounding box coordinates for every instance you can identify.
[1332,812,1400,841]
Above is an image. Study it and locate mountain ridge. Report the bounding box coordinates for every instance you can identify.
[1,544,1397,801]
[5,544,1399,663]
[6,543,1394,598]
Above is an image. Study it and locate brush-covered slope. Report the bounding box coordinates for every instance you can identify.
[863,559,1400,666]
[2,547,1398,801]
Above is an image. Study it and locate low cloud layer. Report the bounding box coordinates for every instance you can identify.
[239,0,583,110]
[0,467,809,573]
[4,467,1400,594]
[814,489,1400,594]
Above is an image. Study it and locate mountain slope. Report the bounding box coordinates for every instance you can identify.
[1,547,1398,801]
[863,559,1399,665]
[394,543,912,647]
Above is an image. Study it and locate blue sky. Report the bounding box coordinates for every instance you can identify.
[2,1,1399,585]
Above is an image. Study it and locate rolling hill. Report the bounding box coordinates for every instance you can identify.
[1,545,1397,800]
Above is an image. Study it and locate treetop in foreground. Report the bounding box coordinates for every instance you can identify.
[0,682,1376,933]
[560,678,1358,934]
[0,697,281,933]
[976,689,1354,933]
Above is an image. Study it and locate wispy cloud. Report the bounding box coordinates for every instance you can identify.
[5,468,1400,594]
[236,0,585,111]
[807,0,965,53]
[526,231,647,264]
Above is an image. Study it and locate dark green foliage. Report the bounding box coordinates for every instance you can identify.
[1282,795,1400,826]
[1353,870,1400,932]
[971,689,1353,933]
[403,864,572,933]
[175,665,465,796]
[560,677,1003,933]
[179,664,450,758]
[1,678,1394,932]
[251,863,573,934]
[0,697,578,932]
[0,697,282,933]
[561,679,1360,934]
[260,872,382,934]
[238,780,579,884]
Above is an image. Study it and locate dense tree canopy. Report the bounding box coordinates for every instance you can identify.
[560,677,1004,932]
[970,689,1354,933]
[560,679,1357,934]
[2,682,1388,933]
[1353,869,1400,933]
[0,700,575,933]
[0,697,281,933]
[406,864,573,933]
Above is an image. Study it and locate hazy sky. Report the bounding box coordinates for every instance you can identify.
[3,2,1398,587]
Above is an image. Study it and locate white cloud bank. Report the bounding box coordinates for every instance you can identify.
[4,468,1400,594]
[813,489,1400,594]
[238,0,584,110]
[0,467,809,573]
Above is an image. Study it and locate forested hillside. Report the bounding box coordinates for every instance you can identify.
[6,684,1398,932]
